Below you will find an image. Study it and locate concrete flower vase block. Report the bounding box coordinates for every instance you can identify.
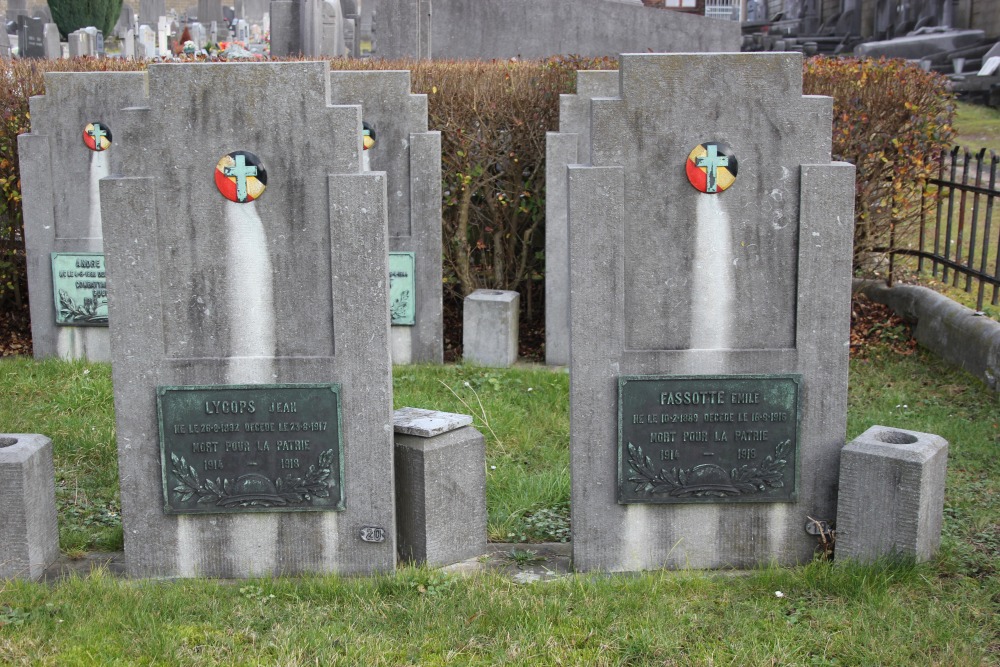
[0,434,60,580]
[463,289,519,367]
[836,426,949,563]
[394,408,487,566]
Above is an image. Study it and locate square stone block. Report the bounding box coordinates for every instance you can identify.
[463,289,519,367]
[0,434,60,580]
[836,425,948,563]
[394,422,487,566]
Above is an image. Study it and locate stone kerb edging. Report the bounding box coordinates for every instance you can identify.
[853,279,1000,392]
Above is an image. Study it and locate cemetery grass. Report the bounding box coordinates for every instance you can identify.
[953,101,1000,155]
[0,344,997,664]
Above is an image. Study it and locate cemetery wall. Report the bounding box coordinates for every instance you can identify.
[381,0,740,60]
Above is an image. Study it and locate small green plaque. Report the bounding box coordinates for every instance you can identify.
[389,252,416,326]
[51,252,108,326]
[618,374,800,504]
[157,384,345,515]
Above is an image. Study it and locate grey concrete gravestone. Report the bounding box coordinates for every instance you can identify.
[100,62,395,578]
[567,53,855,571]
[139,0,166,25]
[19,72,148,362]
[545,69,620,367]
[329,70,443,363]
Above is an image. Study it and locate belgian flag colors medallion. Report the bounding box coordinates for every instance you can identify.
[215,151,267,203]
[685,142,737,194]
[83,122,112,152]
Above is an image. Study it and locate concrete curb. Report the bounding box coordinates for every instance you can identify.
[853,279,1000,392]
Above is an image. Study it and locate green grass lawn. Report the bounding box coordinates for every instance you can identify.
[0,347,997,665]
[953,101,1000,155]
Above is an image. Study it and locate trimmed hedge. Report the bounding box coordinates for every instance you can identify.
[0,55,955,344]
[803,56,955,277]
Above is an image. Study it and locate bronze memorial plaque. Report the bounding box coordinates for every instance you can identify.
[618,375,800,504]
[157,384,344,514]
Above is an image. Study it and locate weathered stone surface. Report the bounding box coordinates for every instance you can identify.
[568,53,855,571]
[836,426,948,563]
[546,70,620,366]
[395,426,487,565]
[329,70,443,363]
[0,434,59,581]
[101,62,395,578]
[394,407,473,437]
[19,72,148,362]
[463,289,519,368]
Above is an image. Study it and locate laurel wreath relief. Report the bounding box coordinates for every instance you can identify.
[626,440,791,498]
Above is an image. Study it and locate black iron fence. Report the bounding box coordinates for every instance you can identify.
[888,146,1000,312]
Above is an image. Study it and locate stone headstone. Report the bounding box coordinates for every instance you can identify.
[42,22,59,59]
[157,16,169,55]
[320,0,347,57]
[32,5,52,23]
[328,70,443,363]
[463,289,519,367]
[67,30,84,57]
[0,29,11,58]
[545,69,619,367]
[19,72,147,361]
[198,0,226,23]
[83,27,105,56]
[122,28,136,58]
[140,0,166,25]
[138,24,157,57]
[115,4,136,38]
[343,17,356,57]
[836,426,948,563]
[17,15,44,58]
[0,434,59,581]
[189,21,207,48]
[567,53,855,571]
[100,62,395,578]
[268,0,301,55]
[234,18,250,43]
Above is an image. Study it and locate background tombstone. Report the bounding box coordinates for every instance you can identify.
[329,69,443,363]
[140,0,166,25]
[122,28,136,58]
[567,53,855,571]
[19,72,147,361]
[17,15,44,58]
[269,1,301,55]
[137,25,157,57]
[197,0,225,23]
[0,29,10,59]
[100,61,395,578]
[114,4,135,38]
[545,69,619,367]
[32,5,52,23]
[42,22,59,59]
[83,26,105,57]
[156,16,168,55]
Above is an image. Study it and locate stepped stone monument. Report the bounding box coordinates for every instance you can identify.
[329,70,443,363]
[567,53,855,571]
[101,62,395,578]
[546,70,620,366]
[19,72,148,361]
